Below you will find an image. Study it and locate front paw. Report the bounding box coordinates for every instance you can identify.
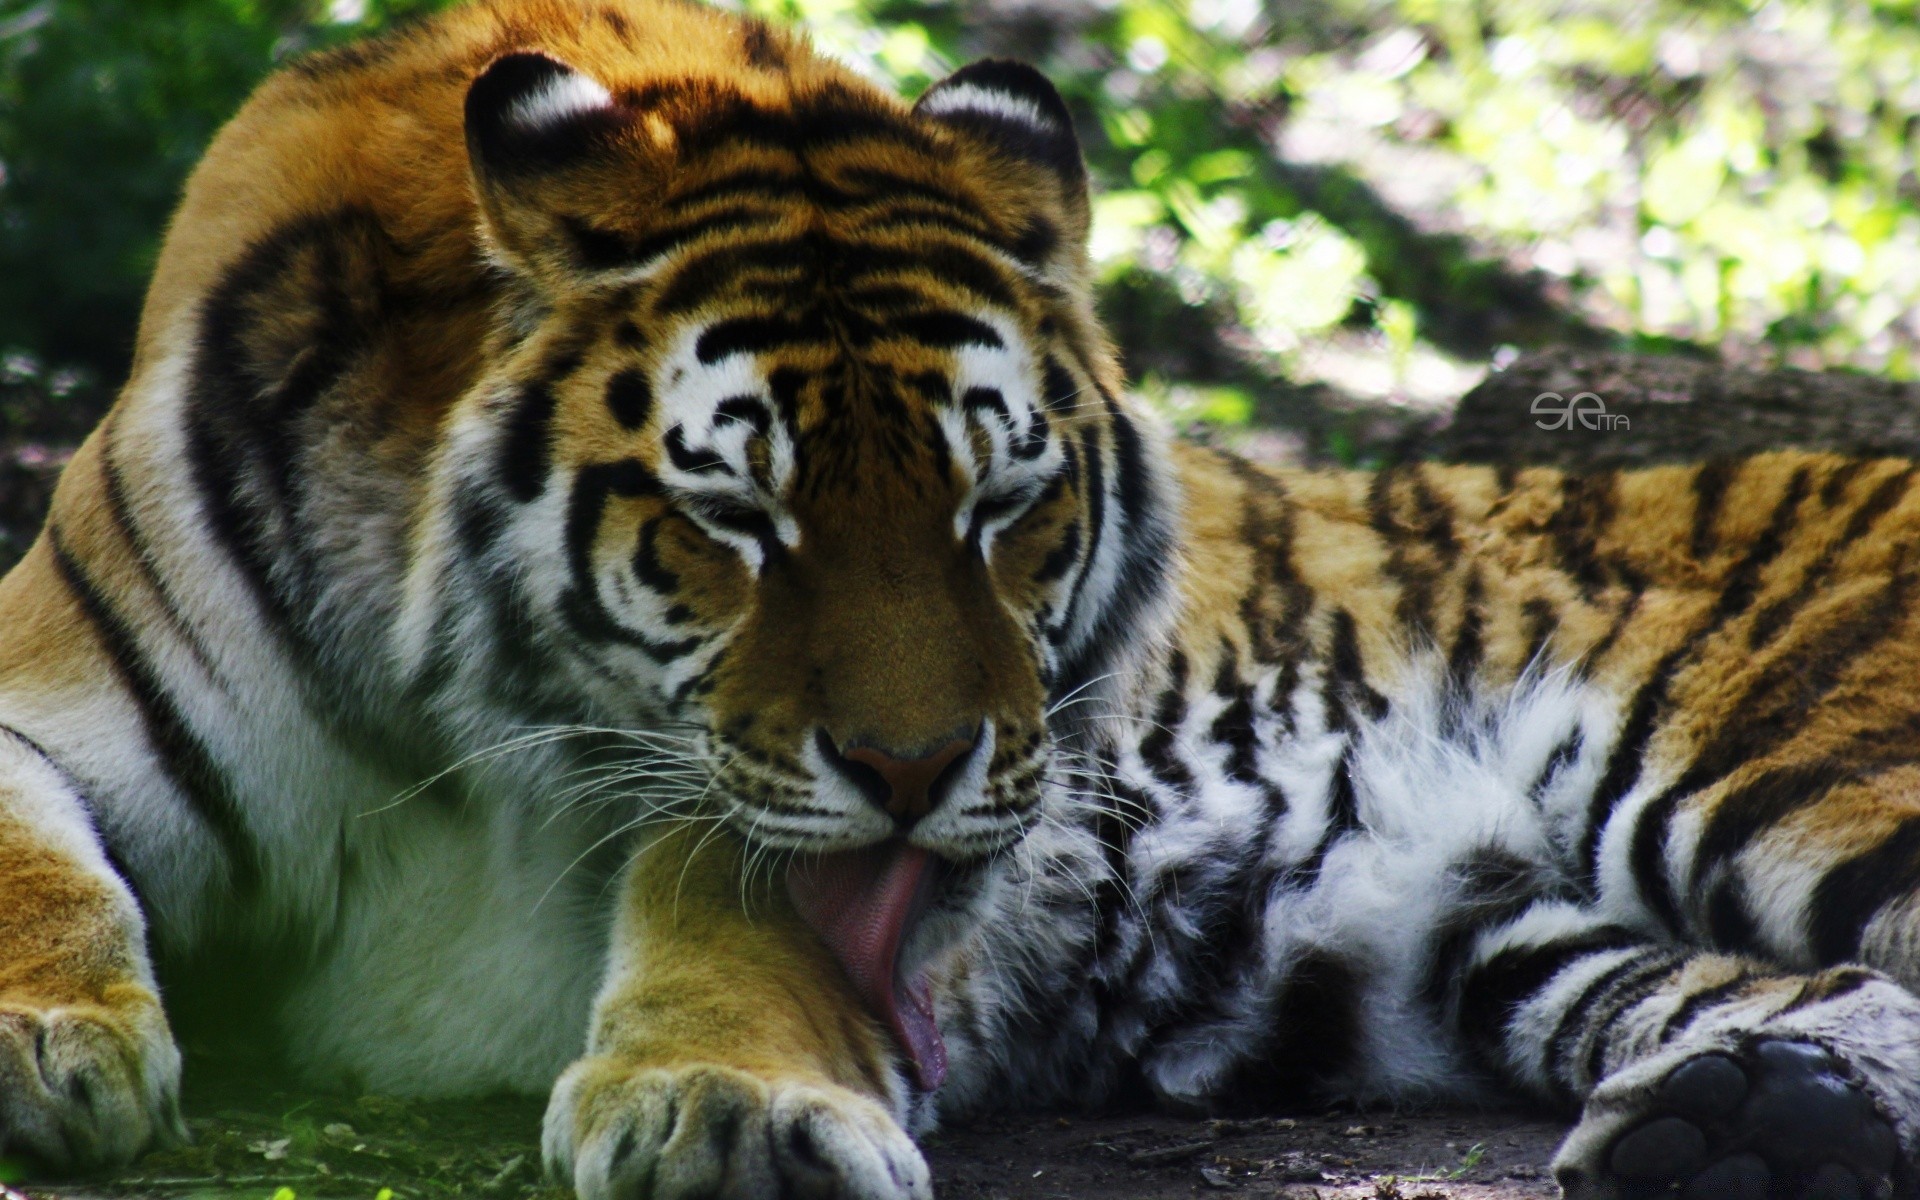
[0,989,185,1174]
[543,1057,931,1200]
[1554,1038,1904,1200]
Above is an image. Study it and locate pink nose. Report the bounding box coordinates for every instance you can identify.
[821,731,978,823]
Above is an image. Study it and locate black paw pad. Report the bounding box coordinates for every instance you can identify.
[1610,1117,1706,1183]
[1603,1039,1900,1199]
[1680,1152,1769,1200]
[1661,1053,1747,1119]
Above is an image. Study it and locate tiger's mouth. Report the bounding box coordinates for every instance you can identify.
[785,842,949,1090]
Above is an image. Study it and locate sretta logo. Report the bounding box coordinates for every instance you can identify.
[1532,391,1631,431]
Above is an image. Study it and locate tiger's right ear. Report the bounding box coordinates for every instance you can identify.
[465,52,671,281]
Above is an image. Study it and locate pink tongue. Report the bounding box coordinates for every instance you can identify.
[786,844,948,1090]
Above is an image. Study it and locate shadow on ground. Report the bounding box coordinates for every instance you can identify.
[16,1056,1567,1200]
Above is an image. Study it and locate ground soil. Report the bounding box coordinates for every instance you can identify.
[12,1058,1568,1200]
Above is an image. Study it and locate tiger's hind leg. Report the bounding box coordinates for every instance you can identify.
[0,725,185,1173]
[1451,901,1920,1200]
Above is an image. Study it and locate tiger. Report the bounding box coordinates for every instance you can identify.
[4,1,1920,1198]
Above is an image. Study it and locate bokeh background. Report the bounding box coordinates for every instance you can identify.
[4,0,1919,471]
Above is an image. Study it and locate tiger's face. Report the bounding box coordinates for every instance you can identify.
[450,43,1169,872]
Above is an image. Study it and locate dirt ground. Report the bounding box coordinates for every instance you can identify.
[10,1059,1569,1200]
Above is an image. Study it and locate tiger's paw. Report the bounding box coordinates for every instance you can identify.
[542,1058,931,1200]
[0,989,186,1174]
[1554,1038,1907,1200]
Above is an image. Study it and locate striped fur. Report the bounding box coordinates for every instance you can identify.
[3,2,1920,1197]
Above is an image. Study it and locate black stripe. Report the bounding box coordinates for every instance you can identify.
[713,395,772,436]
[499,382,559,502]
[1549,471,1618,599]
[651,237,818,316]
[652,233,1019,319]
[696,313,829,363]
[963,386,1008,422]
[1703,874,1759,950]
[555,460,704,661]
[1579,646,1684,878]
[860,203,1005,249]
[1583,472,1816,894]
[1773,967,1874,1017]
[1692,761,1864,893]
[631,517,680,594]
[1222,950,1363,1109]
[0,721,61,770]
[100,415,221,681]
[617,205,778,267]
[1042,357,1079,411]
[1446,567,1486,697]
[49,531,260,895]
[888,310,1002,349]
[1626,787,1687,933]
[1106,400,1152,530]
[1138,652,1193,796]
[605,368,655,431]
[1576,953,1681,1087]
[1052,425,1105,648]
[187,211,387,656]
[1749,463,1916,648]
[1689,459,1738,560]
[1810,815,1920,963]
[1326,608,1388,722]
[662,425,729,474]
[841,282,937,315]
[1650,574,1912,912]
[1052,401,1173,699]
[1520,596,1559,669]
[1545,948,1673,1090]
[0,722,150,918]
[1013,217,1058,265]
[1657,973,1754,1041]
[1528,729,1582,805]
[1210,679,1264,788]
[1455,923,1642,1060]
[669,83,936,158]
[1421,848,1554,1009]
[1819,457,1869,508]
[1034,523,1081,585]
[1707,465,1810,625]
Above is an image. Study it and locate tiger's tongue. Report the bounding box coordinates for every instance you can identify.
[786,843,948,1091]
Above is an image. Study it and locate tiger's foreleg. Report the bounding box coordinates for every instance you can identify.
[1453,902,1920,1199]
[542,826,930,1200]
[0,728,184,1172]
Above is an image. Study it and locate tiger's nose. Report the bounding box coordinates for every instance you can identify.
[817,728,979,825]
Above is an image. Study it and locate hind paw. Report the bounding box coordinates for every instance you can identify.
[1556,1039,1903,1200]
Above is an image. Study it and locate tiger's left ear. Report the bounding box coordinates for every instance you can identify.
[465,52,673,283]
[914,61,1090,274]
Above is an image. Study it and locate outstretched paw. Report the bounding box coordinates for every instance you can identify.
[543,1058,930,1200]
[1557,1039,1902,1200]
[0,991,185,1175]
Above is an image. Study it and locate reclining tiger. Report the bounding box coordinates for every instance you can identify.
[1,1,1916,1197]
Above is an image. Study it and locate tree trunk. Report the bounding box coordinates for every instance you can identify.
[1440,348,1920,469]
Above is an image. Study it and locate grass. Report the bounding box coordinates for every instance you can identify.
[16,1058,570,1200]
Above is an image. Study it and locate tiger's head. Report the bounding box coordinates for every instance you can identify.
[429,26,1173,939]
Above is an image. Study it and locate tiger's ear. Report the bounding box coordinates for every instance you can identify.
[465,52,670,281]
[914,60,1090,274]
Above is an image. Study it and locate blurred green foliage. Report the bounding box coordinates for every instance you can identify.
[6,0,1920,458]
